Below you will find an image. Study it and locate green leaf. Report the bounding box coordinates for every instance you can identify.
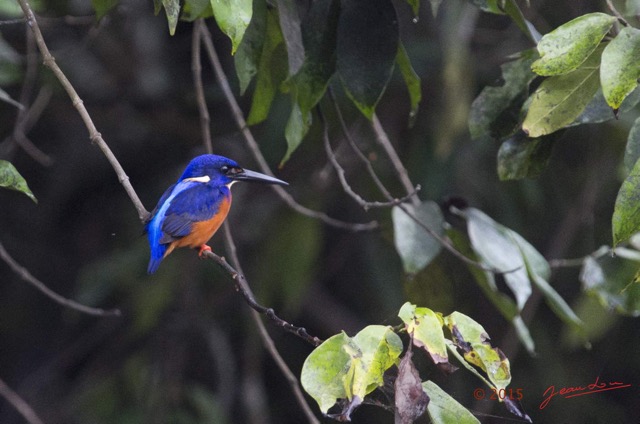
[612,156,640,246]
[405,0,419,16]
[398,303,449,367]
[392,201,444,274]
[162,0,180,35]
[511,232,585,332]
[502,0,541,44]
[523,44,603,137]
[275,0,304,75]
[463,208,531,310]
[423,381,480,424]
[571,86,640,126]
[91,0,118,20]
[300,332,352,413]
[396,42,422,127]
[624,117,640,174]
[234,0,267,94]
[581,247,640,316]
[282,102,309,165]
[0,160,37,203]
[246,10,287,125]
[469,49,537,142]
[210,0,253,54]
[181,0,213,21]
[350,325,403,398]
[280,0,339,165]
[300,326,402,416]
[444,312,512,391]
[497,133,554,180]
[531,12,615,76]
[601,27,640,110]
[337,0,398,118]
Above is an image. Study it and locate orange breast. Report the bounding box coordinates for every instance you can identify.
[165,197,232,256]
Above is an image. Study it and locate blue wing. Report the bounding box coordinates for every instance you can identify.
[146,181,229,273]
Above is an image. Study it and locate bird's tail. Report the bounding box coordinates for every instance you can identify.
[147,248,166,274]
[146,221,167,274]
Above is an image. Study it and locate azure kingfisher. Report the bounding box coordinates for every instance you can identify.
[145,154,288,274]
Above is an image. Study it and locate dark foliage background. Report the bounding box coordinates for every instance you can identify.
[0,0,638,423]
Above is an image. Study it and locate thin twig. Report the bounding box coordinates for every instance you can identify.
[0,242,120,317]
[0,377,44,424]
[371,114,420,206]
[198,22,377,232]
[192,19,213,154]
[221,224,321,424]
[332,96,506,274]
[320,108,420,210]
[11,26,53,166]
[606,0,630,26]
[17,0,150,222]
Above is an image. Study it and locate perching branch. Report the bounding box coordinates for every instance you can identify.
[0,241,120,317]
[0,377,44,424]
[203,248,322,347]
[197,21,377,232]
[191,26,320,423]
[221,224,321,424]
[16,0,150,223]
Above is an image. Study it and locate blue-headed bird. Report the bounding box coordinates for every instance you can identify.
[145,154,288,274]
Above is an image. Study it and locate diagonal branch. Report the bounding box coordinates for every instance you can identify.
[197,22,377,232]
[192,19,213,155]
[16,0,149,222]
[221,224,321,424]
[0,377,44,424]
[0,241,121,317]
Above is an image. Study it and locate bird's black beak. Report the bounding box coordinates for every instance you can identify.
[231,168,289,186]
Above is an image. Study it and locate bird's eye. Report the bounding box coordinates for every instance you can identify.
[221,165,229,173]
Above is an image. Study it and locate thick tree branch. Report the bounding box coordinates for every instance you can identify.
[0,241,121,317]
[0,377,44,424]
[17,0,149,222]
[198,22,377,232]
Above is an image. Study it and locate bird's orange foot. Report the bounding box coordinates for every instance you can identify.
[198,244,212,258]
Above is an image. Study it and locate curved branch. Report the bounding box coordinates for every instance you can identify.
[0,241,120,317]
[197,22,377,232]
[17,0,150,222]
[320,108,420,210]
